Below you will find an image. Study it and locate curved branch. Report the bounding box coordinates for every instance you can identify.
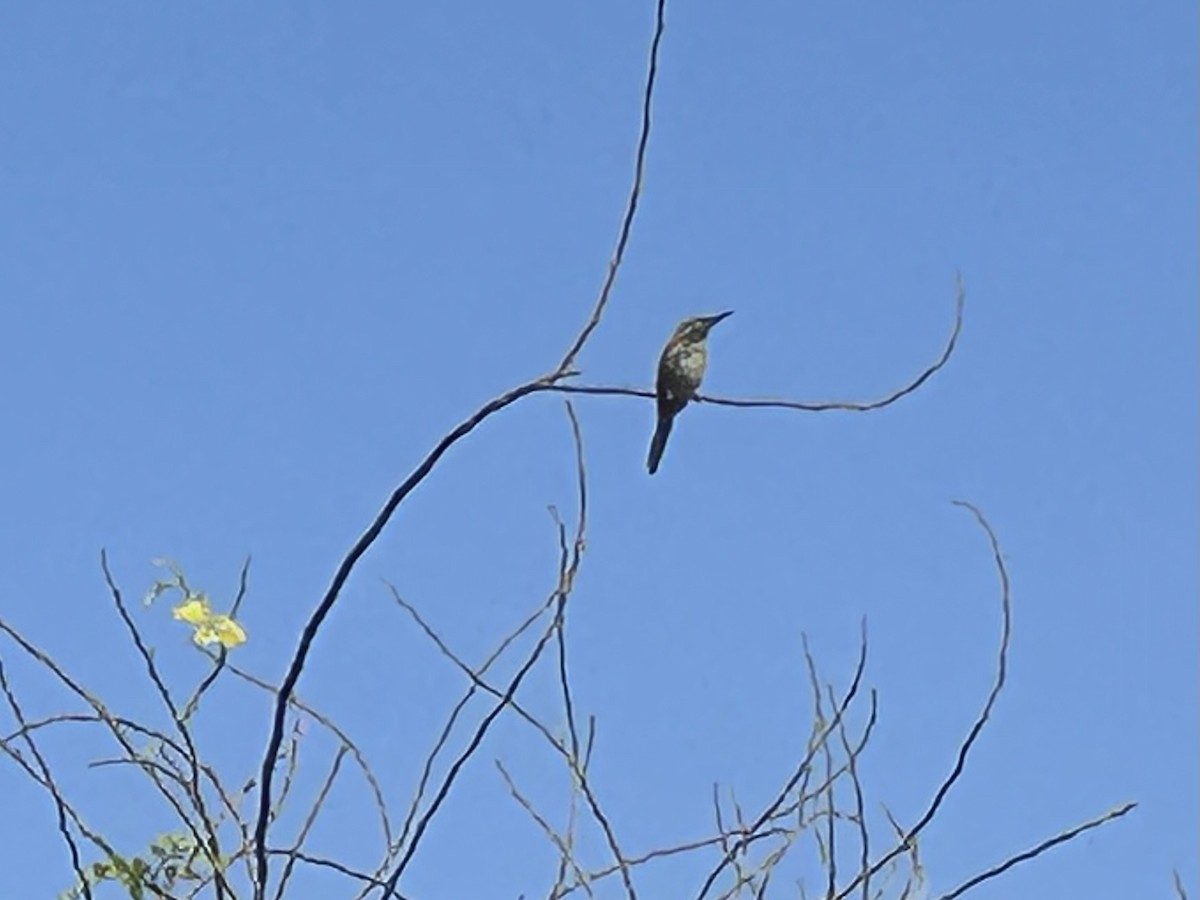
[834,499,1008,899]
[552,273,965,413]
[557,0,669,374]
[249,375,563,897]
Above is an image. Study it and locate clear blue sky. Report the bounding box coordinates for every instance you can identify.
[1,2,1195,898]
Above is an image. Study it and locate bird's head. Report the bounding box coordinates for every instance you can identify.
[674,310,733,341]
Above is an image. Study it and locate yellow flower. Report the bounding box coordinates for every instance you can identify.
[172,595,247,648]
[199,615,247,649]
[172,597,212,625]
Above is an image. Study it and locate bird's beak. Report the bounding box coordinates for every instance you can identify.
[706,311,734,327]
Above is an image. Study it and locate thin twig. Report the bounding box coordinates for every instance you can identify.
[226,660,392,854]
[385,586,554,877]
[548,402,638,900]
[930,803,1137,900]
[230,555,252,617]
[556,828,788,899]
[495,760,595,900]
[832,688,871,900]
[881,803,922,891]
[100,552,228,899]
[266,849,409,897]
[273,746,348,900]
[557,0,668,374]
[555,401,589,763]
[376,615,562,897]
[0,660,94,900]
[181,556,252,723]
[388,410,635,900]
[821,693,836,900]
[834,502,1008,899]
[270,718,305,828]
[695,621,868,900]
[3,706,249,885]
[0,619,216,893]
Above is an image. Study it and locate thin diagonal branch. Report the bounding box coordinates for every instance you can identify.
[557,0,669,373]
[0,660,94,900]
[273,746,348,900]
[930,802,1137,900]
[378,615,561,897]
[1174,870,1190,900]
[495,760,595,900]
[250,375,565,897]
[695,621,869,900]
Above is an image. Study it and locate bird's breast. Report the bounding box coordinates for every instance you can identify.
[674,343,708,382]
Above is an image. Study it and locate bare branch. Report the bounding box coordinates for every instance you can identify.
[226,660,393,856]
[821,695,837,900]
[557,0,669,374]
[270,717,305,828]
[230,554,253,618]
[555,400,589,763]
[0,659,94,900]
[834,502,1008,899]
[495,760,595,900]
[0,618,219,892]
[547,402,637,900]
[695,621,869,900]
[250,374,567,897]
[832,689,870,900]
[377,614,561,897]
[266,848,410,898]
[100,552,228,899]
[385,586,555,879]
[273,746,348,900]
[370,415,596,890]
[930,803,1137,900]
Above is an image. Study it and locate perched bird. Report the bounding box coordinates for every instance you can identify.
[647,311,733,474]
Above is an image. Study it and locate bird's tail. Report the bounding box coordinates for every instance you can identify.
[646,414,674,474]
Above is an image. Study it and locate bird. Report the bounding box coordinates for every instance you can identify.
[647,311,733,474]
